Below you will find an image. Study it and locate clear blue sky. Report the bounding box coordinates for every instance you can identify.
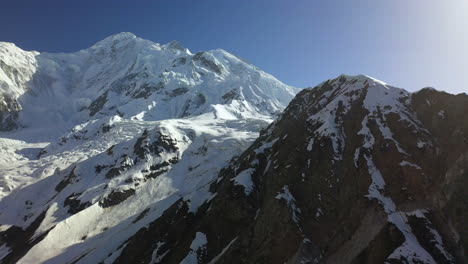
[2,0,467,93]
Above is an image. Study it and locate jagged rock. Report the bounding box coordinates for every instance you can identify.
[88,91,108,117]
[55,167,77,192]
[99,189,136,208]
[64,192,91,214]
[0,211,52,264]
[0,93,21,131]
[193,52,223,75]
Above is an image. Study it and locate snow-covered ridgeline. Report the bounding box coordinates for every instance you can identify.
[0,32,298,138]
[305,75,430,161]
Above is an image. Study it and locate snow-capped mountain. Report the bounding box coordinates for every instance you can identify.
[0,33,298,264]
[0,32,297,136]
[103,75,467,264]
[1,33,467,264]
[0,32,298,192]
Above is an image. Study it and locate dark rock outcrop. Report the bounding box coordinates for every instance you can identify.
[0,93,21,131]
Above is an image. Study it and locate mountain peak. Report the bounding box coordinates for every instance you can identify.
[165,40,185,51]
[90,32,139,50]
[104,32,137,41]
[336,74,388,87]
[292,74,411,156]
[314,74,407,101]
[0,41,39,56]
[0,32,299,134]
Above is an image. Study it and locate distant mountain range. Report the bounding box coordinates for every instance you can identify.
[0,33,466,264]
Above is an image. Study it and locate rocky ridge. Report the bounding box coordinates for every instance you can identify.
[112,75,468,264]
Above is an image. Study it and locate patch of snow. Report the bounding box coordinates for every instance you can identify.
[364,155,437,264]
[315,208,323,218]
[399,161,422,170]
[417,140,426,149]
[406,210,455,261]
[275,185,301,225]
[207,237,238,264]
[357,116,375,149]
[231,168,255,195]
[263,159,272,175]
[437,110,445,119]
[181,232,207,264]
[306,138,314,151]
[353,148,360,167]
[255,138,279,155]
[0,245,11,260]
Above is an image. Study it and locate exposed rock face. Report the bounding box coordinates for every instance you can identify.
[115,75,467,264]
[0,93,21,130]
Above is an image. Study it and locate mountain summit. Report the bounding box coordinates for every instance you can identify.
[0,33,298,136]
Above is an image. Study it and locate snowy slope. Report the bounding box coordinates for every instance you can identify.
[0,32,298,195]
[0,33,299,264]
[1,117,264,263]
